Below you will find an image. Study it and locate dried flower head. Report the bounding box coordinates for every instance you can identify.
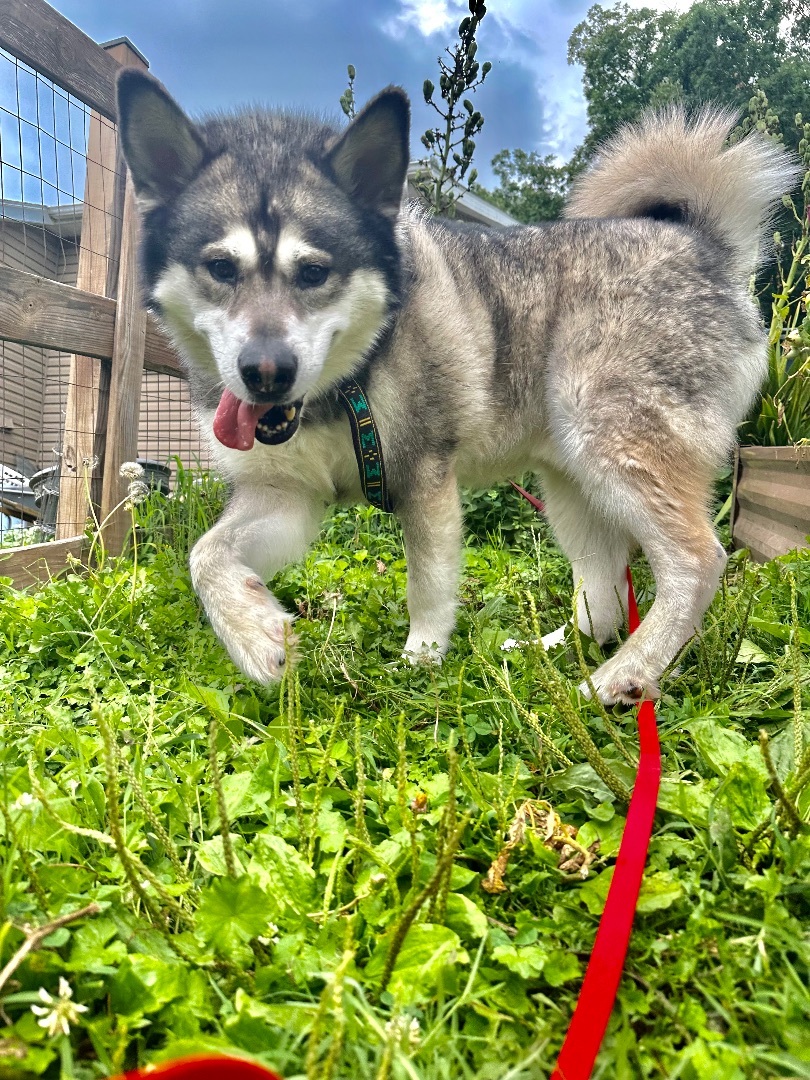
[126,480,150,506]
[120,461,145,480]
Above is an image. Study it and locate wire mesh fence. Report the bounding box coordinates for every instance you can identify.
[0,36,209,550]
[139,372,210,474]
[0,45,100,541]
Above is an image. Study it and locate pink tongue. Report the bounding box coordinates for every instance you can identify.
[212,388,269,451]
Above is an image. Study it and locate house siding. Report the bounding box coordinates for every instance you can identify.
[1,210,209,486]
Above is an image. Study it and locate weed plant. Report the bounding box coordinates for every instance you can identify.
[1,469,809,1079]
[739,110,810,446]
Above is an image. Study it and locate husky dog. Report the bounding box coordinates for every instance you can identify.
[116,70,796,703]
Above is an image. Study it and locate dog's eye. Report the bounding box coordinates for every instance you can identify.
[298,264,329,287]
[207,259,238,284]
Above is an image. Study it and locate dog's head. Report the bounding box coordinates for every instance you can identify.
[116,70,409,449]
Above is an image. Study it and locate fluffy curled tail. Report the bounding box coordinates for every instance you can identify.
[565,107,800,279]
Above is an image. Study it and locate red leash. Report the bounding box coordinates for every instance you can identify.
[118,1055,281,1078]
[510,482,661,1077]
[551,567,660,1079]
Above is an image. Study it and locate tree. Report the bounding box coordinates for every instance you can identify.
[476,150,570,223]
[479,0,810,225]
[567,3,679,159]
[568,0,810,161]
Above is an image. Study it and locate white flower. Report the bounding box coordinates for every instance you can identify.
[258,922,281,946]
[385,1015,422,1049]
[119,461,145,480]
[30,978,88,1037]
[11,792,34,810]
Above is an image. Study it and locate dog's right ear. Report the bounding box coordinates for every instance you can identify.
[116,69,206,203]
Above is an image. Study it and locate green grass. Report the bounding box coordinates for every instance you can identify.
[1,469,809,1080]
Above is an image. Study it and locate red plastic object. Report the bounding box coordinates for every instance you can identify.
[118,1056,282,1079]
[550,566,661,1080]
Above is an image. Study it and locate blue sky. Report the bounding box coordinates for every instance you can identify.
[48,0,692,187]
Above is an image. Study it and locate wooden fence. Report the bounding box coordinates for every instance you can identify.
[0,0,184,587]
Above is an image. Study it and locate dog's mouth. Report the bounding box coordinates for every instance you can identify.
[213,388,303,451]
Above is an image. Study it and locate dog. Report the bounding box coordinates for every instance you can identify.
[116,69,796,703]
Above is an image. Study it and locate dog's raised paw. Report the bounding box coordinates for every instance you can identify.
[579,665,660,707]
[207,577,299,685]
[225,616,298,685]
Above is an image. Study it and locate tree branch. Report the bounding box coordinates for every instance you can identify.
[0,903,101,996]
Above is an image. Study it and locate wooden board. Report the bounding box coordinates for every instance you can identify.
[0,266,183,375]
[0,0,121,119]
[100,174,148,552]
[731,445,810,562]
[55,92,121,539]
[0,534,87,588]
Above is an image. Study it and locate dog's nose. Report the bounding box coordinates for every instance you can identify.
[238,338,297,401]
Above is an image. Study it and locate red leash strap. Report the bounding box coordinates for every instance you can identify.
[551,566,661,1080]
[119,1056,281,1079]
[509,478,545,514]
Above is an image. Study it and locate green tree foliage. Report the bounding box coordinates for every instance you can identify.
[567,2,680,160]
[475,149,570,223]
[479,1,810,224]
[568,0,810,162]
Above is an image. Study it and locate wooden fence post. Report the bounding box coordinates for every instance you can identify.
[96,39,149,554]
[55,37,148,544]
[99,173,147,553]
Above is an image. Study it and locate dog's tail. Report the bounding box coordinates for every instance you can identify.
[565,106,799,278]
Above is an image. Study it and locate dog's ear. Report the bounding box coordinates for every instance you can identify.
[326,87,410,220]
[116,69,206,203]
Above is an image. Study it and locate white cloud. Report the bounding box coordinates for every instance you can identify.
[382,0,464,39]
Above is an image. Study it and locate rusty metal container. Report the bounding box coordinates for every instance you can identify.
[731,445,810,562]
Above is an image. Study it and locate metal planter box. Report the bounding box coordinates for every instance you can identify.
[731,445,810,562]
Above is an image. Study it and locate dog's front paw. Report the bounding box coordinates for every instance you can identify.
[579,657,660,706]
[209,577,298,685]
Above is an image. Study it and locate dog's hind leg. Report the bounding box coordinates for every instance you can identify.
[568,442,726,705]
[399,469,463,664]
[537,466,633,647]
[189,486,322,684]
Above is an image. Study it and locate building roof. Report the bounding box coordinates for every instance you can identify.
[0,199,83,237]
[406,163,518,228]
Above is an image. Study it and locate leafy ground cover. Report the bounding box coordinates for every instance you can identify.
[1,470,809,1080]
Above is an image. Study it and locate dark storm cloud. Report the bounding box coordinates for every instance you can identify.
[50,0,593,183]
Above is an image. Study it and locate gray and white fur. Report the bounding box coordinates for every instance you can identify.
[116,71,798,703]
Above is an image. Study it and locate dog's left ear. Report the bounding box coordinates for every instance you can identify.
[326,87,410,220]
